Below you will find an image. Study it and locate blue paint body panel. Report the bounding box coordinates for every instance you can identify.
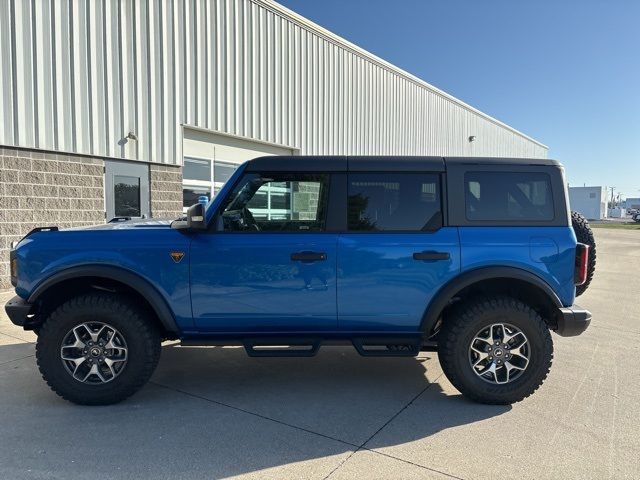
[11,223,578,338]
[337,229,461,331]
[190,233,338,332]
[458,227,577,307]
[13,221,194,330]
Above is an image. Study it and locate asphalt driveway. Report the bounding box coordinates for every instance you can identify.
[1,228,638,479]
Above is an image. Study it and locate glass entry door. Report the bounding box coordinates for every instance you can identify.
[105,160,150,220]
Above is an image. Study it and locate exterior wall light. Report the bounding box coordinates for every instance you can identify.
[468,135,476,142]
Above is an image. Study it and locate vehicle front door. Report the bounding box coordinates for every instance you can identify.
[190,172,338,332]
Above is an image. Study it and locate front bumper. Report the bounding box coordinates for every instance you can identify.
[556,304,591,337]
[4,295,33,328]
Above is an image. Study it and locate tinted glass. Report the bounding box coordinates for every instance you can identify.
[183,158,211,181]
[348,173,442,231]
[114,175,141,217]
[214,161,237,184]
[222,173,329,232]
[183,186,211,208]
[465,172,554,221]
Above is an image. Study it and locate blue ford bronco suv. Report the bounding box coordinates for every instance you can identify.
[5,156,596,405]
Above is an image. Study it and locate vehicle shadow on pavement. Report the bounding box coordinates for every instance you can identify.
[0,342,510,479]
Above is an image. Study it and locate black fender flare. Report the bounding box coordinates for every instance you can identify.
[28,265,180,335]
[420,266,563,334]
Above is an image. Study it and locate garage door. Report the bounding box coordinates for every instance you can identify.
[182,128,296,211]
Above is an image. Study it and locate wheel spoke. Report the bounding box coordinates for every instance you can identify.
[495,363,512,384]
[492,324,504,344]
[502,327,518,345]
[82,364,99,382]
[470,345,486,355]
[88,324,107,344]
[510,341,529,360]
[74,324,93,343]
[473,353,489,368]
[505,361,525,372]
[94,365,107,383]
[103,357,124,379]
[62,353,84,363]
[65,356,86,377]
[69,329,86,349]
[481,362,497,382]
[483,324,496,344]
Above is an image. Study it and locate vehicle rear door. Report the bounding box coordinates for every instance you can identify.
[337,164,460,331]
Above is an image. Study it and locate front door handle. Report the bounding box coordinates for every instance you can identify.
[290,251,327,262]
[413,251,450,261]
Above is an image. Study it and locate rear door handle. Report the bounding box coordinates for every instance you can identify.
[290,251,327,262]
[413,251,450,261]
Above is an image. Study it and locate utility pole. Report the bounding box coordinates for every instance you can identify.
[610,186,615,207]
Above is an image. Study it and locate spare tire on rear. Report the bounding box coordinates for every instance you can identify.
[571,211,596,296]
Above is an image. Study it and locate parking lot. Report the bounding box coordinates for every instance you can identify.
[1,228,638,479]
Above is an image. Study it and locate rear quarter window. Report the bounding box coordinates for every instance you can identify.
[465,171,554,221]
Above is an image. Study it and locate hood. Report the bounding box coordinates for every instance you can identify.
[63,218,175,231]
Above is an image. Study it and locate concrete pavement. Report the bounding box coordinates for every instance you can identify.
[0,228,638,479]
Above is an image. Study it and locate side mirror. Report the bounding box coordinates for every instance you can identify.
[186,203,207,230]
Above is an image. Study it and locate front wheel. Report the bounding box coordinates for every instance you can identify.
[438,296,553,404]
[36,293,161,405]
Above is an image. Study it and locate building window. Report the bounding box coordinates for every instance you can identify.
[182,157,238,211]
[114,175,141,217]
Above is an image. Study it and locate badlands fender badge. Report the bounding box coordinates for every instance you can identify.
[170,251,185,263]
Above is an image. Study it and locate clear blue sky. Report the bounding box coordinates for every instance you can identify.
[278,0,640,199]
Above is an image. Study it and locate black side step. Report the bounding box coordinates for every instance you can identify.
[243,338,321,357]
[352,337,422,357]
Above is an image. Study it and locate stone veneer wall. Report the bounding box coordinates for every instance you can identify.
[0,148,105,289]
[150,164,183,219]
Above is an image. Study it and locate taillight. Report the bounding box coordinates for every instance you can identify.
[575,243,589,286]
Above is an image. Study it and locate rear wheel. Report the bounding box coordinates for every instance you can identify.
[438,296,553,404]
[36,292,161,405]
[571,210,596,296]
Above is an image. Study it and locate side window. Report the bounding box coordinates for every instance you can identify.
[220,173,329,232]
[347,173,442,232]
[465,172,554,221]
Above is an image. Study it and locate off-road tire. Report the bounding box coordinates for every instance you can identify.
[438,296,553,404]
[571,210,596,296]
[36,292,161,405]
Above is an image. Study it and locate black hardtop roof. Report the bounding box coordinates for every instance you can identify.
[244,155,561,172]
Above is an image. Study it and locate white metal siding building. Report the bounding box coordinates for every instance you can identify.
[569,186,608,220]
[1,0,547,164]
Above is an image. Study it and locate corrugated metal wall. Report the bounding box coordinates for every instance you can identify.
[0,0,547,165]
